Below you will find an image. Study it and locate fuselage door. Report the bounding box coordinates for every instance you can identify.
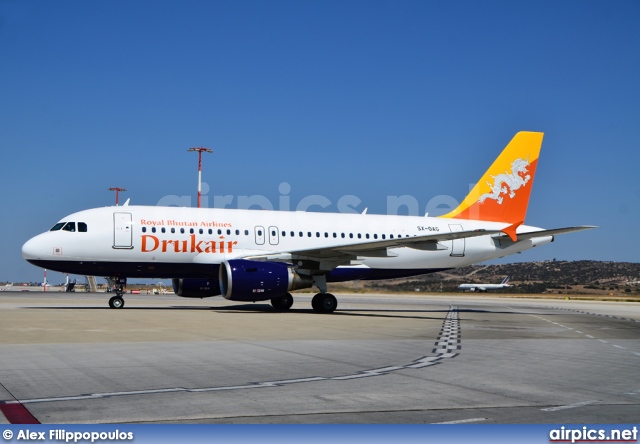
[113,212,133,249]
[448,224,465,257]
[268,226,279,245]
[255,226,265,245]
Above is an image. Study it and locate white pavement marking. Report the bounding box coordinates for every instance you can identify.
[531,314,639,360]
[541,400,600,412]
[434,418,487,424]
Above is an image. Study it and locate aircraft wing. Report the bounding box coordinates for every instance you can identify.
[331,229,501,254]
[243,229,502,265]
[508,225,598,241]
[242,226,596,266]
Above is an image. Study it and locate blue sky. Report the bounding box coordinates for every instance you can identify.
[1,0,639,283]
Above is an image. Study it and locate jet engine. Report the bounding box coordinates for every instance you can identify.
[172,278,221,298]
[219,259,313,301]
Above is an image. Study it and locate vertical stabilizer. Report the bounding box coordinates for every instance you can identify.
[440,131,543,224]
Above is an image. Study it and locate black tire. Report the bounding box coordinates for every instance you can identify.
[271,293,294,311]
[311,293,323,312]
[312,293,337,313]
[109,296,125,309]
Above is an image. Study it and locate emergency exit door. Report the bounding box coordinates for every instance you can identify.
[448,224,465,257]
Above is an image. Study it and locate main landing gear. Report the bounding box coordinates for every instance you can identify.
[270,292,337,313]
[271,293,294,311]
[311,293,337,313]
[310,274,337,313]
[108,276,126,309]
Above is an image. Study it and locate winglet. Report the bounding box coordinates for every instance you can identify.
[501,220,523,242]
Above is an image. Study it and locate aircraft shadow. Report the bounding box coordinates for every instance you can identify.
[23,305,532,321]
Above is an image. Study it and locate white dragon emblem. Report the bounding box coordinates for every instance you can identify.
[478,158,530,205]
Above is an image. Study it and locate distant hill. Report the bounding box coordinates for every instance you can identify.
[336,260,640,297]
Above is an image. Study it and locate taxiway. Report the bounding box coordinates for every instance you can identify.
[0,292,638,424]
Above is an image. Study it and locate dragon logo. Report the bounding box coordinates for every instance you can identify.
[478,158,530,205]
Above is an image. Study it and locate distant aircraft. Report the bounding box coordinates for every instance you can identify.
[458,276,511,292]
[22,131,595,312]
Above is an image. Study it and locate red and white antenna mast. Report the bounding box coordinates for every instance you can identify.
[109,187,127,206]
[187,147,213,208]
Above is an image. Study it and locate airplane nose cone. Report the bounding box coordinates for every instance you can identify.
[22,236,42,260]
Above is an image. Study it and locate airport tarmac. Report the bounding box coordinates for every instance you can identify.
[0,291,638,424]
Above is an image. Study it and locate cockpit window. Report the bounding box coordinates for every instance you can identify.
[50,222,86,232]
[50,223,66,231]
[61,222,76,232]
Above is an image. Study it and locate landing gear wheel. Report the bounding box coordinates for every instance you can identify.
[271,293,294,311]
[311,293,337,313]
[109,296,125,309]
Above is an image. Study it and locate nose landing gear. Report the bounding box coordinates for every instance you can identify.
[108,276,126,309]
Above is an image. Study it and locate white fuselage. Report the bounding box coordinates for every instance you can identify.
[22,205,552,281]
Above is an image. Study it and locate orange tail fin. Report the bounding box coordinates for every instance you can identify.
[440,131,544,224]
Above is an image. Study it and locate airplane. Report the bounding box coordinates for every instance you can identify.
[458,276,511,292]
[21,131,595,313]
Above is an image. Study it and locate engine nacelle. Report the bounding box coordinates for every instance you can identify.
[219,259,313,301]
[172,278,221,298]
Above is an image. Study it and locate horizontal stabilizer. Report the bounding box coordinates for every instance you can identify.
[504,225,598,241]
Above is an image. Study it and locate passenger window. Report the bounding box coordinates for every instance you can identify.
[349,233,353,238]
[282,231,286,237]
[358,234,362,239]
[78,222,87,232]
[341,233,345,238]
[190,228,194,234]
[171,228,175,234]
[62,222,76,232]
[366,234,370,239]
[199,228,203,234]
[300,232,303,237]
[291,231,295,237]
[390,234,394,239]
[209,229,213,235]
[324,232,328,238]
[227,229,231,235]
[142,227,147,233]
[316,232,320,237]
[258,230,263,236]
[381,234,385,239]
[308,232,311,237]
[244,230,249,235]
[162,227,166,233]
[152,227,156,233]
[235,229,240,235]
[333,233,337,238]
[180,228,185,234]
[50,223,65,231]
